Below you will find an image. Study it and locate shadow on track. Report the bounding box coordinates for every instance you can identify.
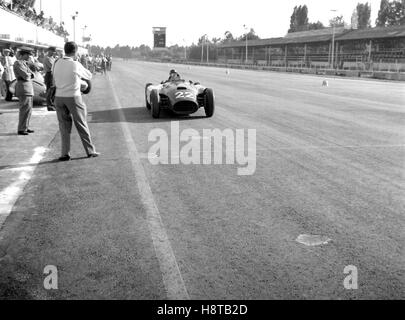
[89,107,207,124]
[0,157,92,172]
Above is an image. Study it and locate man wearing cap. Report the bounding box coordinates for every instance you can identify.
[2,49,16,101]
[44,46,56,111]
[13,47,35,136]
[53,41,99,161]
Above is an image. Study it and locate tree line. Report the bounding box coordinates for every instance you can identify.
[89,0,404,61]
[289,0,404,33]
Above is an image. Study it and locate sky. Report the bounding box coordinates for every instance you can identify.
[36,0,382,47]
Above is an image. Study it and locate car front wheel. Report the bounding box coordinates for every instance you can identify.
[145,83,152,110]
[204,88,215,118]
[151,89,160,119]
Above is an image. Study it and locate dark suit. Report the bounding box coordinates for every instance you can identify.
[13,60,34,133]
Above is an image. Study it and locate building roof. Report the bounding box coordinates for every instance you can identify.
[335,25,405,41]
[218,26,405,49]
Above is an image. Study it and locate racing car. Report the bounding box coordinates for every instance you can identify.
[8,72,47,105]
[145,78,215,119]
[8,73,91,106]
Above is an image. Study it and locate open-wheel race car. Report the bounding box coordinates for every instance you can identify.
[145,76,215,119]
[8,72,47,105]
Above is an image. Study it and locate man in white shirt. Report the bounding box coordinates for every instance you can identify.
[53,41,99,161]
[2,49,16,101]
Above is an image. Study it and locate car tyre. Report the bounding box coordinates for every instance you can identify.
[204,88,215,118]
[5,81,13,101]
[151,89,160,119]
[145,83,152,110]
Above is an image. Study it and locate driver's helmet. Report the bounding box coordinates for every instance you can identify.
[169,69,181,81]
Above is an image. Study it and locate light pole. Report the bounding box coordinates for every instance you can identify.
[201,34,207,63]
[243,24,249,64]
[206,35,209,63]
[183,39,187,60]
[60,0,63,24]
[82,25,87,45]
[330,9,337,69]
[71,11,79,42]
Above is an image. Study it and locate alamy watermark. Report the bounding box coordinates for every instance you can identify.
[343,265,358,290]
[147,122,257,176]
[43,265,58,290]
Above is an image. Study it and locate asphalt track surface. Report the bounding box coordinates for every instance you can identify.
[0,61,404,300]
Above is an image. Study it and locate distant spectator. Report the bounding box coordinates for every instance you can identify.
[2,49,16,101]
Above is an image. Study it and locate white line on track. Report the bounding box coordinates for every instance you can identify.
[0,147,47,229]
[107,74,189,300]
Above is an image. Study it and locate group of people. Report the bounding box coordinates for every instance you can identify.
[1,42,99,161]
[0,0,70,38]
[80,54,113,74]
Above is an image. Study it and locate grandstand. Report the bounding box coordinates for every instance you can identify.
[0,4,65,52]
[217,26,405,72]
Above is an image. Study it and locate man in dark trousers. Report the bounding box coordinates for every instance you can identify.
[43,46,56,111]
[13,47,35,136]
[53,41,99,161]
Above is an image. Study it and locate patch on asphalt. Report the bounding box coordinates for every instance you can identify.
[296,234,332,246]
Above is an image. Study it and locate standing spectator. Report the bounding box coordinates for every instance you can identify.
[2,49,16,101]
[43,46,56,111]
[53,41,99,161]
[13,47,35,136]
[80,54,88,69]
[0,52,4,81]
[106,55,112,71]
[100,55,107,74]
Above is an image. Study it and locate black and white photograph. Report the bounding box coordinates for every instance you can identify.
[0,0,404,306]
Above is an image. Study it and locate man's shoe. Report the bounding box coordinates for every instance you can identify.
[47,107,56,111]
[58,155,71,162]
[18,131,29,136]
[88,152,100,158]
[27,129,35,133]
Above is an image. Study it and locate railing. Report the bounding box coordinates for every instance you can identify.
[163,59,405,81]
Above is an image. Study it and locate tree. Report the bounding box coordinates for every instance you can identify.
[389,0,405,25]
[238,28,260,41]
[289,5,309,32]
[329,15,346,27]
[376,0,391,26]
[351,9,359,28]
[308,21,325,30]
[376,0,405,26]
[357,2,372,28]
[224,31,234,42]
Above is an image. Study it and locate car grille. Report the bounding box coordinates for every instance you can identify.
[160,96,170,106]
[173,101,199,114]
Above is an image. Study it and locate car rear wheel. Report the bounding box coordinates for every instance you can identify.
[204,88,215,118]
[5,81,13,101]
[151,89,160,119]
[145,83,152,110]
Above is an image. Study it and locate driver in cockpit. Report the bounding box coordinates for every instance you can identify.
[167,69,181,82]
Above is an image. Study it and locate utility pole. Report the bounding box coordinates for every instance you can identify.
[60,0,63,23]
[243,25,249,64]
[207,36,209,63]
[201,38,204,63]
[71,11,79,42]
[330,9,337,69]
